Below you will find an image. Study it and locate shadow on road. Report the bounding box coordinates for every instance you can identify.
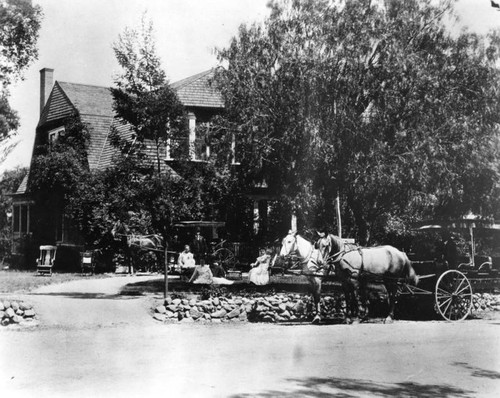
[29,292,141,300]
[454,362,500,380]
[229,376,474,398]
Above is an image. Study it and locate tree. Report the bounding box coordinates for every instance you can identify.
[62,16,237,260]
[0,0,43,141]
[29,114,90,244]
[214,0,500,244]
[111,14,185,174]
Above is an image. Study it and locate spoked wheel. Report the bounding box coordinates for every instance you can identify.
[213,248,235,268]
[435,270,473,321]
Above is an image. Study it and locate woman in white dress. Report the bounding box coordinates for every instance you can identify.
[248,249,272,285]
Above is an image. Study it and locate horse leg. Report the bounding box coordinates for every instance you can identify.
[310,277,322,324]
[358,277,369,322]
[349,277,362,324]
[385,282,398,323]
[342,280,355,324]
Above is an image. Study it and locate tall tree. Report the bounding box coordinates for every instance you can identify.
[0,0,42,141]
[111,14,185,174]
[215,0,500,244]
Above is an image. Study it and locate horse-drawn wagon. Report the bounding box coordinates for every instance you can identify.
[276,224,498,323]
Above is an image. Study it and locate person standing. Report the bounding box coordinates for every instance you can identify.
[191,228,208,265]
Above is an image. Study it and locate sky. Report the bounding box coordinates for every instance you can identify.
[1,0,500,174]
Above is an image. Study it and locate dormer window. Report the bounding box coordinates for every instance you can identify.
[48,127,65,149]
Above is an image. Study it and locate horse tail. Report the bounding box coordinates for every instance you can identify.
[403,254,419,286]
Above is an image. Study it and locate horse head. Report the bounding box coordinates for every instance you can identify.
[280,230,298,257]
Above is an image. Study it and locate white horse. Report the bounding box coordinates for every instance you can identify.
[280,231,419,324]
[279,233,329,324]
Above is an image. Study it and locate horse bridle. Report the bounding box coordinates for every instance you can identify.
[282,235,314,269]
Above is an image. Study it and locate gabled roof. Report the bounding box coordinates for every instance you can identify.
[171,69,224,108]
[58,82,114,117]
[34,70,224,173]
[13,171,29,195]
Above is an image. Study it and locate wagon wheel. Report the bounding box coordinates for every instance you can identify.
[434,270,473,321]
[213,248,235,269]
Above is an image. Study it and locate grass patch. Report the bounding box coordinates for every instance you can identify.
[0,270,110,294]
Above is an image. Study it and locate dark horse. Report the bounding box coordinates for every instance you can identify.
[279,231,419,324]
[111,220,164,273]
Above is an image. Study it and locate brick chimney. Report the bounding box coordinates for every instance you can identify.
[40,68,54,116]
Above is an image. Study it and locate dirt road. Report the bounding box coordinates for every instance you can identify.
[1,276,500,397]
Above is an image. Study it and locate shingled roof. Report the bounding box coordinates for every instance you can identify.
[171,69,224,108]
[33,69,224,175]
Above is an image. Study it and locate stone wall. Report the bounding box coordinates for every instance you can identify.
[0,299,36,326]
[153,292,500,323]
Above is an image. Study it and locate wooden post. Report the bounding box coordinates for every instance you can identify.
[291,210,297,232]
[164,242,169,299]
[335,194,342,238]
[469,225,475,268]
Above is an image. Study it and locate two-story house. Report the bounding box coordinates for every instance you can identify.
[10,68,230,256]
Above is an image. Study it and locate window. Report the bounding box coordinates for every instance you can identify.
[48,127,65,149]
[12,204,30,234]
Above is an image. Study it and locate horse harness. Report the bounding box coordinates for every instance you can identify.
[314,235,361,278]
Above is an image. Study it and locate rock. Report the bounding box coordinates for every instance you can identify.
[153,314,167,322]
[227,308,240,319]
[1,318,10,326]
[3,301,10,309]
[24,309,35,318]
[155,305,167,314]
[190,308,204,320]
[238,312,248,321]
[5,308,15,318]
[234,299,243,305]
[212,318,222,323]
[0,311,5,319]
[16,309,24,316]
[166,305,178,313]
[181,299,189,306]
[204,313,212,320]
[189,299,197,307]
[278,303,287,312]
[281,310,291,319]
[212,297,220,306]
[11,301,19,311]
[11,315,22,324]
[164,297,173,305]
[222,304,233,312]
[211,309,227,319]
[0,302,4,311]
[19,302,32,311]
[181,317,194,323]
[256,305,268,313]
[262,314,275,323]
[293,301,306,314]
[172,298,182,306]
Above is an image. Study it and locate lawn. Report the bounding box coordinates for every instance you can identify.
[0,270,110,294]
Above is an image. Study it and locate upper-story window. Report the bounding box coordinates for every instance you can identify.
[48,127,65,150]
